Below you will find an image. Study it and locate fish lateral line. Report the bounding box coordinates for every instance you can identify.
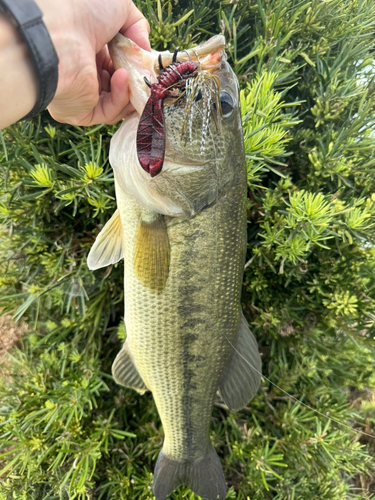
[223,334,375,441]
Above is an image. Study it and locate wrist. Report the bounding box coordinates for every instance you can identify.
[0,12,38,127]
[0,0,59,122]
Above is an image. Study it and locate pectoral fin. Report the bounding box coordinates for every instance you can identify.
[218,314,262,412]
[133,212,170,293]
[112,341,148,394]
[87,209,124,270]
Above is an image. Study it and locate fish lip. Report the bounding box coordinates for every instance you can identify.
[160,159,221,173]
[164,162,205,171]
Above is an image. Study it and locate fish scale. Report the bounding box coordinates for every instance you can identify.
[116,175,247,462]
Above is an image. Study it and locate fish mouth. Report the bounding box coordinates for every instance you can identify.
[136,47,223,178]
[158,160,219,175]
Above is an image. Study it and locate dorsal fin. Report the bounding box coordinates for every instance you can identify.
[133,211,170,293]
[87,209,124,270]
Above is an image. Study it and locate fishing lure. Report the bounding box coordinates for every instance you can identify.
[136,49,198,177]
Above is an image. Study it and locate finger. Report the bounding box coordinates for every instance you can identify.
[100,69,111,93]
[96,47,108,69]
[73,68,133,126]
[96,48,106,93]
[106,58,115,76]
[100,68,135,122]
[105,102,135,124]
[101,52,115,75]
[122,18,151,52]
[120,3,151,52]
[97,45,114,74]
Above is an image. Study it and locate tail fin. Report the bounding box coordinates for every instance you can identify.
[152,445,227,500]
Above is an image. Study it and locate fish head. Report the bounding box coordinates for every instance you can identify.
[109,34,245,217]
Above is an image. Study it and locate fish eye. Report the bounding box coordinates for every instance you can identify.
[220,91,234,118]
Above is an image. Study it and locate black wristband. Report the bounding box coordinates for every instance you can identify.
[0,0,59,120]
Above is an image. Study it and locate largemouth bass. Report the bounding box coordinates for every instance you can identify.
[88,34,261,500]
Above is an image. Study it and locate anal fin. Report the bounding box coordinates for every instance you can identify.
[218,314,262,412]
[112,341,148,394]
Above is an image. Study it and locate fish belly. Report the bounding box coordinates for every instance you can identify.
[116,180,247,462]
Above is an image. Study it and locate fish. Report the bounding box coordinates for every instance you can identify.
[87,34,262,500]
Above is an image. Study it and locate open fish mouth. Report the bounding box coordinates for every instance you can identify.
[136,48,223,178]
[108,34,234,218]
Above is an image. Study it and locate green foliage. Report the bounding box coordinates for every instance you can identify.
[241,71,301,186]
[1,0,375,499]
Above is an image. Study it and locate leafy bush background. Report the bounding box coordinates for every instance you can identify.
[1,0,375,498]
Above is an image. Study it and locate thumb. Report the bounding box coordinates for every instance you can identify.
[122,18,151,52]
[120,2,151,52]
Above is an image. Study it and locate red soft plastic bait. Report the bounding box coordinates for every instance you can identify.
[136,50,198,177]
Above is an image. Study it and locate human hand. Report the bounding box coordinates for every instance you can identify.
[37,0,150,126]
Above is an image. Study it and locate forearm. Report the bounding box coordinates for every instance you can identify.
[0,13,38,129]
